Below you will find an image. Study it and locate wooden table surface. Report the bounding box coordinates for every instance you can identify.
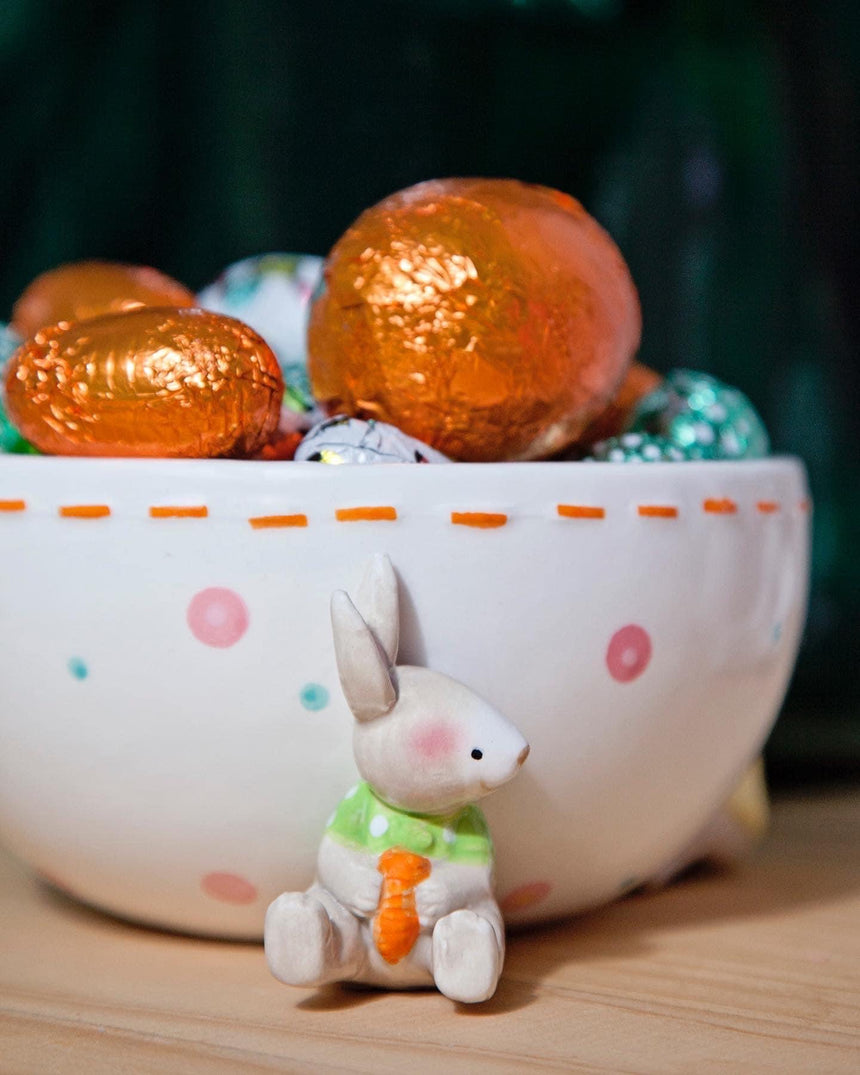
[1,789,859,1074]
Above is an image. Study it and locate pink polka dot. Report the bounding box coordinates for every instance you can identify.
[606,624,652,683]
[201,872,258,904]
[499,881,552,915]
[187,588,249,648]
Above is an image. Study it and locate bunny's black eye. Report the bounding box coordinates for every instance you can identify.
[471,748,483,760]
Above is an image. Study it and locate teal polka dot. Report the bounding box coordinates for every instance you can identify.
[68,657,88,680]
[300,683,329,711]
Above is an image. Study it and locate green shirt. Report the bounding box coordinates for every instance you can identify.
[326,781,493,866]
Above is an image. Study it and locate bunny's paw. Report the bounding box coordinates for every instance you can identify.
[264,892,337,987]
[432,909,503,1003]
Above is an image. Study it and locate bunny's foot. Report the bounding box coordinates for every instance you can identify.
[265,890,361,988]
[264,892,335,987]
[432,909,503,1003]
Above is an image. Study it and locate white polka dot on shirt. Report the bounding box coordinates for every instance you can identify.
[369,815,389,838]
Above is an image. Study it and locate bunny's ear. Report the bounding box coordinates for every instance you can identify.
[331,589,397,723]
[353,553,399,665]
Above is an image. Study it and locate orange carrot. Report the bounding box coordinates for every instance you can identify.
[373,848,431,965]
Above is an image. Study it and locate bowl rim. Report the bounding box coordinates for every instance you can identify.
[0,455,810,527]
[0,453,806,474]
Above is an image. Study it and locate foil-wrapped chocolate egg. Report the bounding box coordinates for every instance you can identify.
[11,261,196,340]
[295,415,450,464]
[629,369,770,460]
[578,363,663,449]
[588,433,691,462]
[5,308,283,457]
[308,178,641,462]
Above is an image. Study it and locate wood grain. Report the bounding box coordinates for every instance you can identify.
[1,791,858,1073]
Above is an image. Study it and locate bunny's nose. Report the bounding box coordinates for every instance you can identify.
[517,744,530,767]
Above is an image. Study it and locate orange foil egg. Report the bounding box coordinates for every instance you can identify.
[5,308,283,458]
[11,261,196,339]
[308,178,642,461]
[578,363,663,449]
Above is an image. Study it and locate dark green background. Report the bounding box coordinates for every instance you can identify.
[1,0,857,781]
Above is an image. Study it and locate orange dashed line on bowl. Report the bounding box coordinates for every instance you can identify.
[637,505,678,519]
[335,506,398,522]
[451,511,508,529]
[249,513,309,529]
[2,494,804,524]
[703,498,737,515]
[149,505,209,519]
[59,505,111,519]
[557,504,605,519]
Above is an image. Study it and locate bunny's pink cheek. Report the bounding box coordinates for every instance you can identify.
[409,722,460,762]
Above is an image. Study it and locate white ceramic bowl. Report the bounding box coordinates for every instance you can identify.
[0,455,809,937]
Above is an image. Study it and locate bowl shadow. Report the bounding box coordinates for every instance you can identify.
[493,785,860,1003]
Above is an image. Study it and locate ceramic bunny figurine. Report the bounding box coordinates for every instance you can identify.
[265,554,529,1004]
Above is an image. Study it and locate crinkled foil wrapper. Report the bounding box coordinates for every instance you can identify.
[629,369,770,459]
[308,178,641,462]
[5,308,283,458]
[589,432,691,462]
[11,261,196,339]
[295,414,450,464]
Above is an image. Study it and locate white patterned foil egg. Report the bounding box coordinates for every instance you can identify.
[629,369,770,460]
[295,415,451,464]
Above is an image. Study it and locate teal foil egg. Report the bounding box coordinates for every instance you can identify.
[589,432,693,462]
[628,369,770,460]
